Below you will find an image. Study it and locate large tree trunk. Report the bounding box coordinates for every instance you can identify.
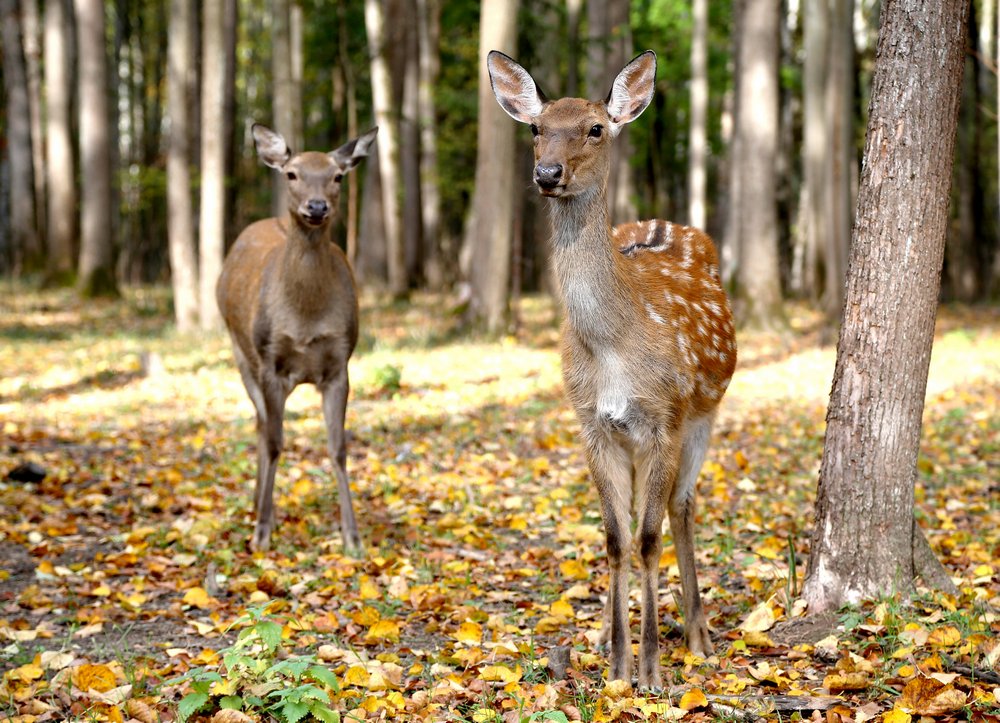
[199,0,226,331]
[43,0,76,283]
[166,0,199,330]
[365,0,407,297]
[734,0,783,328]
[462,0,519,332]
[75,0,117,297]
[687,0,708,230]
[1,0,40,271]
[824,0,853,317]
[802,0,969,613]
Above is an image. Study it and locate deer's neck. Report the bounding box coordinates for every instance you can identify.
[278,218,336,315]
[548,188,632,345]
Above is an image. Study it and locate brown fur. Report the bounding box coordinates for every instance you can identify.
[489,51,736,689]
[216,125,376,553]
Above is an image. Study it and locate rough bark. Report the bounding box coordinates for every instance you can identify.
[802,0,969,613]
[365,0,407,297]
[400,0,423,284]
[199,0,226,330]
[22,0,46,252]
[75,0,117,297]
[166,0,199,330]
[687,0,708,230]
[734,0,784,328]
[43,0,76,283]
[1,0,40,270]
[462,0,520,332]
[416,0,443,288]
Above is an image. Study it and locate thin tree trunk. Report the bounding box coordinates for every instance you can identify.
[44,0,76,283]
[199,0,226,330]
[22,0,45,254]
[824,0,853,317]
[365,0,406,297]
[1,0,40,271]
[166,0,199,330]
[75,0,117,297]
[735,0,784,328]
[337,1,360,267]
[271,0,293,216]
[802,0,969,613]
[688,0,708,230]
[801,0,831,301]
[289,1,304,147]
[565,0,583,97]
[416,0,443,289]
[463,0,520,332]
[721,0,743,287]
[401,0,423,284]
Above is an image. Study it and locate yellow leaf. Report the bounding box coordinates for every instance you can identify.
[359,578,380,600]
[883,708,912,723]
[559,559,590,580]
[479,665,522,683]
[344,665,370,686]
[898,677,968,716]
[534,616,562,634]
[927,625,961,647]
[550,598,575,620]
[679,688,709,710]
[602,679,632,699]
[823,671,869,691]
[91,584,112,597]
[209,677,238,696]
[365,619,400,643]
[742,631,775,648]
[73,663,117,693]
[454,621,483,645]
[182,587,214,609]
[6,663,44,682]
[640,701,687,718]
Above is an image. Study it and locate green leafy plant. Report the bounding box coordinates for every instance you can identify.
[170,606,340,723]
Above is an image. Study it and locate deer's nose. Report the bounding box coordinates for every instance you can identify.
[535,163,563,189]
[306,199,329,217]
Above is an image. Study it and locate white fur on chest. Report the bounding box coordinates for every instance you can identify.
[594,348,633,423]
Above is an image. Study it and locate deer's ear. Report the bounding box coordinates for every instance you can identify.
[488,50,546,123]
[252,124,292,169]
[605,50,656,135]
[331,127,378,172]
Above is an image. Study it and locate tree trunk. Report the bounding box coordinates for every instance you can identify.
[400,0,423,284]
[166,0,199,330]
[1,0,40,271]
[462,0,520,332]
[416,0,443,289]
[721,0,743,287]
[802,0,969,613]
[687,0,708,230]
[22,0,46,254]
[734,0,783,328]
[365,0,407,297]
[75,0,117,297]
[336,0,360,267]
[44,0,76,283]
[199,0,226,330]
[824,0,853,317]
[271,0,293,216]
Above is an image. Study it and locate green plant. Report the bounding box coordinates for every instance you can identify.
[170,606,340,723]
[372,363,402,392]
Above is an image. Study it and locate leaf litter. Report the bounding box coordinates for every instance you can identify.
[0,289,997,722]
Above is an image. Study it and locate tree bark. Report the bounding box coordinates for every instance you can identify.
[166,0,199,330]
[400,0,423,284]
[1,0,40,271]
[734,0,784,328]
[21,0,46,254]
[75,0,117,297]
[462,0,520,332]
[365,0,407,297]
[687,0,708,230]
[416,0,443,289]
[271,0,293,216]
[43,0,76,283]
[199,0,226,330]
[802,0,969,613]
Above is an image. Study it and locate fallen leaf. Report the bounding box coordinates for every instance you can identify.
[679,688,708,710]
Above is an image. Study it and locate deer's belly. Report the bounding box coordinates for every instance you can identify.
[270,333,346,387]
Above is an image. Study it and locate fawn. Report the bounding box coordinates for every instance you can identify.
[488,50,736,689]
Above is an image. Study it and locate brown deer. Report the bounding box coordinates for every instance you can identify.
[488,51,736,689]
[216,124,377,553]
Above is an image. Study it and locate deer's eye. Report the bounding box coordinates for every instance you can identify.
[286,171,297,181]
[588,124,603,139]
[334,173,343,183]
[530,124,539,137]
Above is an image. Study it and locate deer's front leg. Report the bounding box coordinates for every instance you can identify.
[321,368,362,555]
[252,373,289,552]
[584,428,634,684]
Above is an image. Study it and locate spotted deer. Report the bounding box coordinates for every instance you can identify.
[216,124,377,553]
[488,50,736,689]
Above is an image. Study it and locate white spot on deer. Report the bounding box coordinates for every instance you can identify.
[645,302,665,325]
[595,349,631,424]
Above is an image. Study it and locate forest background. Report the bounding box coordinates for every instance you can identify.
[0,0,999,722]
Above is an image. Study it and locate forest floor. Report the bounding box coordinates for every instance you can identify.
[0,287,998,723]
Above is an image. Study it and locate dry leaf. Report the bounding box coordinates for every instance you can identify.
[898,677,968,716]
[679,688,708,710]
